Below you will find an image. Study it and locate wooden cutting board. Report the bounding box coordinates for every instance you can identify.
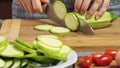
[0,19,120,51]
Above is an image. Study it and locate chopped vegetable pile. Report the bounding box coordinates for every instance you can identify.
[0,35,72,68]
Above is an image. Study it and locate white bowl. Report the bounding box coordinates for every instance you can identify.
[40,50,78,68]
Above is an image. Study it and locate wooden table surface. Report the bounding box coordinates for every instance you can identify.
[0,19,120,51]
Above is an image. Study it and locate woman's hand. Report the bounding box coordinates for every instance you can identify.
[74,0,110,19]
[18,0,50,13]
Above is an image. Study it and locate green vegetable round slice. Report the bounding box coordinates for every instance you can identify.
[0,45,7,53]
[0,44,24,57]
[15,38,33,49]
[3,59,13,68]
[37,42,61,53]
[0,36,8,47]
[37,37,63,48]
[50,27,70,34]
[14,42,36,54]
[65,13,80,31]
[21,59,28,67]
[37,35,59,39]
[34,24,53,31]
[53,1,67,20]
[0,58,5,67]
[11,59,21,68]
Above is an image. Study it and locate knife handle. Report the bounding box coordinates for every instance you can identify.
[42,4,48,14]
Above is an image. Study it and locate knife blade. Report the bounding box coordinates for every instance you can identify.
[78,18,94,35]
[43,4,65,26]
[43,4,94,35]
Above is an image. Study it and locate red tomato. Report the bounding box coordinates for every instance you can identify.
[91,52,103,63]
[96,55,113,66]
[80,56,92,68]
[104,49,118,60]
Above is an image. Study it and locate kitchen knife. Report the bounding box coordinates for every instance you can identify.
[43,4,65,26]
[78,18,94,35]
[43,4,94,35]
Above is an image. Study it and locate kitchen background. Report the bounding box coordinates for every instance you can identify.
[0,0,12,19]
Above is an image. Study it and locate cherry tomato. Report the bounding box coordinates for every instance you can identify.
[104,49,118,60]
[96,55,113,66]
[80,56,92,68]
[91,52,103,63]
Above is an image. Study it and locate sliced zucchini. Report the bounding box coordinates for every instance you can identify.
[64,13,80,31]
[3,59,13,68]
[14,42,36,54]
[0,43,24,57]
[15,38,33,49]
[44,45,72,61]
[32,40,38,49]
[0,58,6,67]
[37,37,63,48]
[37,35,59,39]
[11,59,21,68]
[50,27,70,34]
[21,59,28,67]
[74,12,116,29]
[59,45,72,56]
[53,1,67,20]
[37,42,61,53]
[0,45,7,53]
[0,36,8,47]
[37,49,45,54]
[34,24,53,31]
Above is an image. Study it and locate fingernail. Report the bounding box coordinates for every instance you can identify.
[80,12,84,15]
[96,16,100,20]
[74,9,79,12]
[86,15,90,19]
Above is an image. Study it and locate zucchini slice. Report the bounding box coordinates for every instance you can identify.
[3,59,13,68]
[14,42,36,54]
[37,37,63,48]
[0,43,24,57]
[11,59,21,68]
[59,45,72,56]
[64,13,80,31]
[21,59,28,67]
[34,24,53,31]
[0,58,5,67]
[37,42,61,53]
[50,27,70,34]
[37,35,59,39]
[32,40,38,49]
[0,36,8,47]
[53,1,67,20]
[15,38,33,49]
[0,45,7,53]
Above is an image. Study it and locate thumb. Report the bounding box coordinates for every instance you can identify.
[41,0,50,4]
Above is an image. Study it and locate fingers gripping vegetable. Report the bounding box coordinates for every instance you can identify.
[73,12,117,29]
[54,0,117,30]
